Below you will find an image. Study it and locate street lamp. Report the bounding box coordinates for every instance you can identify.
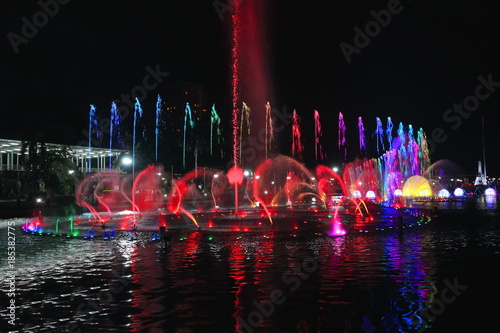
[121,155,133,173]
[122,156,133,166]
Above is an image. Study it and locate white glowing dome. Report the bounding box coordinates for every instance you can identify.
[485,188,496,196]
[352,190,362,198]
[438,189,450,198]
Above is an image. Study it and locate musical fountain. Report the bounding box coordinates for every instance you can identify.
[21,0,449,240]
[23,111,444,241]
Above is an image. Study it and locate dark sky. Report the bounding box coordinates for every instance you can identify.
[1,0,499,176]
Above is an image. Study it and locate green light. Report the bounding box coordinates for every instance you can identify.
[208,236,213,241]
[72,231,79,237]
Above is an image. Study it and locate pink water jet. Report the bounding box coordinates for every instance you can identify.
[314,110,325,161]
[329,218,347,237]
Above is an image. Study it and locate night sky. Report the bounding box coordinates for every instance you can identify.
[1,0,499,176]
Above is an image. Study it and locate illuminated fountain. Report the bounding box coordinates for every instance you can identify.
[265,101,274,159]
[183,102,195,169]
[402,176,433,198]
[22,1,454,240]
[291,110,304,160]
[87,105,99,173]
[239,102,251,164]
[358,116,366,156]
[155,94,162,163]
[210,104,222,157]
[24,136,445,239]
[314,110,325,161]
[342,121,433,202]
[28,107,451,239]
[375,117,385,154]
[227,165,244,215]
[338,112,347,160]
[109,101,122,169]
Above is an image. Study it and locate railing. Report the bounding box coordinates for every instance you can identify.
[0,165,24,171]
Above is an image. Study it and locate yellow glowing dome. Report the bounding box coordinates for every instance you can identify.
[402,176,434,198]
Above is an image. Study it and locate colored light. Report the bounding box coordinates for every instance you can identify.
[352,190,362,198]
[438,189,450,198]
[485,188,496,196]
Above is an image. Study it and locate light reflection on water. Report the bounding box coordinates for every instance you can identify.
[0,198,499,332]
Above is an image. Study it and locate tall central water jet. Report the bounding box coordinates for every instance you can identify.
[231,2,241,167]
[230,0,271,167]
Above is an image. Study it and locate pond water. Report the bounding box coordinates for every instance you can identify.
[1,198,499,332]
